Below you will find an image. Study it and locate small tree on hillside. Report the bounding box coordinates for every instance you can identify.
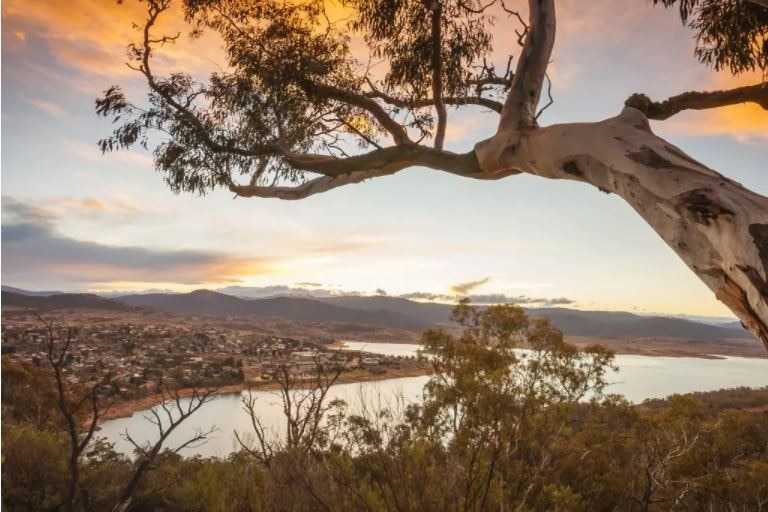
[235,352,349,466]
[36,316,218,512]
[39,317,112,512]
[98,0,768,349]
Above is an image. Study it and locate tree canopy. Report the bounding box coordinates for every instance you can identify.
[654,0,768,75]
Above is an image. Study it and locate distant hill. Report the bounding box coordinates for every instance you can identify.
[721,320,748,331]
[117,290,421,329]
[1,285,62,297]
[529,308,751,341]
[1,286,754,342]
[1,291,132,311]
[319,296,454,326]
[317,295,753,341]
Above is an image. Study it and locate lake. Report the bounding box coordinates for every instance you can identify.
[97,342,768,458]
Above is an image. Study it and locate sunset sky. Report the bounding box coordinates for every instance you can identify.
[2,0,767,317]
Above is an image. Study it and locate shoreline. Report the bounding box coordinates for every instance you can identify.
[98,340,766,424]
[340,338,767,361]
[99,366,431,422]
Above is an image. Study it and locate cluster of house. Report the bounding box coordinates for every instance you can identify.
[1,321,396,399]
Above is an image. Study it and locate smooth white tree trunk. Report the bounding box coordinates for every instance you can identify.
[476,107,768,349]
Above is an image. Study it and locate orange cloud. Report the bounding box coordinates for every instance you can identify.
[2,0,222,78]
[47,258,275,285]
[663,71,768,142]
[4,0,763,143]
[702,72,768,140]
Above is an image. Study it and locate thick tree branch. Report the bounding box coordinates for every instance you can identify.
[231,146,483,199]
[429,0,448,150]
[288,145,481,176]
[476,107,768,348]
[499,0,556,130]
[442,96,503,112]
[626,83,768,120]
[230,171,388,200]
[468,76,512,88]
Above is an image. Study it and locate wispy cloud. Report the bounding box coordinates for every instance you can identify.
[46,197,138,215]
[400,291,574,306]
[25,97,67,118]
[214,285,345,299]
[211,284,575,307]
[450,276,491,296]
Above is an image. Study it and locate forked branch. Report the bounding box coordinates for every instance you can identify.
[113,387,218,512]
[38,315,113,512]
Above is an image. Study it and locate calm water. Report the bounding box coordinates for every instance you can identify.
[97,342,768,458]
[341,340,423,357]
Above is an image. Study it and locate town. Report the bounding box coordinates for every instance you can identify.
[1,309,425,403]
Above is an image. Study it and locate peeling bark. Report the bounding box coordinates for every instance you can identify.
[475,107,768,349]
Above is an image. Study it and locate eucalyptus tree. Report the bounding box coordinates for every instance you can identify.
[98,0,768,348]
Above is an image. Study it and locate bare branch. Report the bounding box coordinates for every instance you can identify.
[171,425,218,454]
[235,389,277,466]
[467,76,512,89]
[113,386,218,512]
[625,83,768,120]
[457,0,501,14]
[36,315,101,512]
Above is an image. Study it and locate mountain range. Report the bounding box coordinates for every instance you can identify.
[1,286,753,342]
